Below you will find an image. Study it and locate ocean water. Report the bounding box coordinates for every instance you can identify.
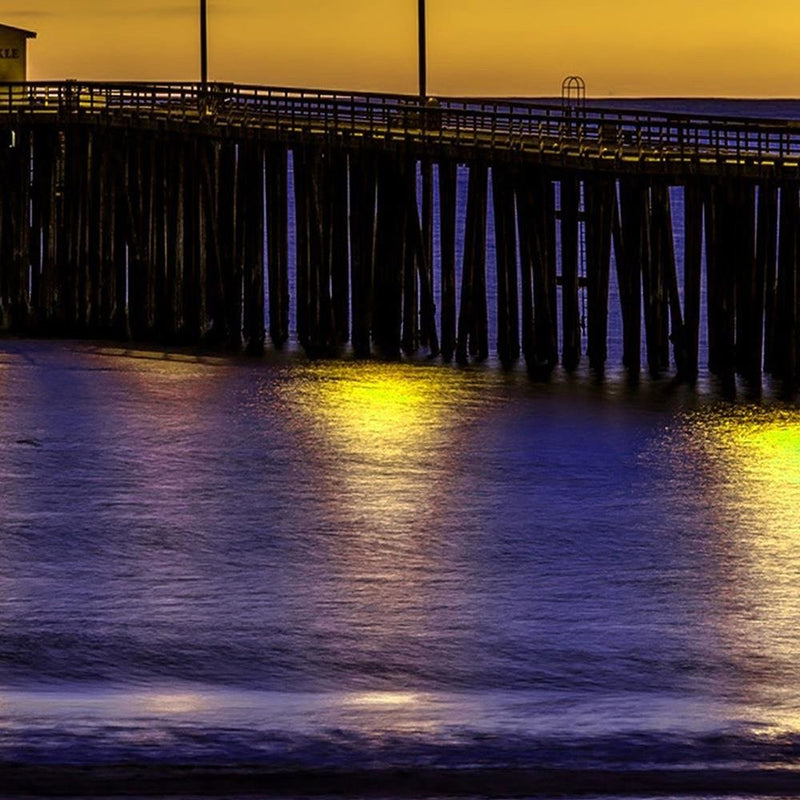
[2,99,800,798]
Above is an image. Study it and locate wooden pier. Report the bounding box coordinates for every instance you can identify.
[1,81,800,392]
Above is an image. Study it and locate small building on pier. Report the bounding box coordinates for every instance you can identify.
[0,24,36,81]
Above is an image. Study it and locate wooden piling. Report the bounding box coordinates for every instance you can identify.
[758,183,778,377]
[420,160,434,350]
[96,132,119,336]
[515,177,535,369]
[775,183,799,391]
[29,128,46,328]
[613,180,642,376]
[704,183,737,385]
[734,182,760,385]
[121,133,139,337]
[438,159,458,361]
[40,128,61,333]
[0,129,23,329]
[125,133,153,340]
[402,161,419,355]
[682,182,703,384]
[241,141,266,355]
[100,132,121,336]
[472,164,489,361]
[457,161,488,363]
[164,136,184,343]
[330,151,350,345]
[59,133,72,332]
[10,127,27,330]
[491,165,520,366]
[0,138,8,328]
[294,147,311,350]
[2,128,30,332]
[152,136,170,342]
[704,184,721,376]
[534,174,559,372]
[348,152,376,358]
[14,128,33,333]
[559,176,581,371]
[112,134,129,340]
[266,145,289,348]
[185,167,205,339]
[407,162,439,356]
[179,137,201,344]
[642,183,667,377]
[199,139,227,345]
[658,186,686,378]
[373,154,405,358]
[222,141,242,349]
[94,132,111,334]
[584,177,614,373]
[517,169,558,373]
[306,148,334,354]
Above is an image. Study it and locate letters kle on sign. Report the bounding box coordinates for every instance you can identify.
[0,49,20,59]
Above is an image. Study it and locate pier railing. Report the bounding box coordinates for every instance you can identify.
[1,81,800,168]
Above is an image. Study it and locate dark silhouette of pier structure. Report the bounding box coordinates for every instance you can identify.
[0,81,799,390]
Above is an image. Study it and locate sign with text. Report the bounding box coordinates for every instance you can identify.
[0,33,27,81]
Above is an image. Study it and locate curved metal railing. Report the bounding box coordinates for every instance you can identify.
[1,81,799,167]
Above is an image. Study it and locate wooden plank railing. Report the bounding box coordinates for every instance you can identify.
[1,81,800,166]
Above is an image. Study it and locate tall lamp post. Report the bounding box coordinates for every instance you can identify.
[200,0,208,86]
[418,0,427,98]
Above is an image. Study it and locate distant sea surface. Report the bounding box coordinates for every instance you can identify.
[2,99,800,799]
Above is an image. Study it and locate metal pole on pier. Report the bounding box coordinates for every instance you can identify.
[418,0,427,97]
[200,0,208,86]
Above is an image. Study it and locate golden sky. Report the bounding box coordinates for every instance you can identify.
[5,0,800,97]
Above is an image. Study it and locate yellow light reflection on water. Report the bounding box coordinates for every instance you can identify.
[275,362,487,714]
[321,368,433,459]
[283,361,481,533]
[669,405,800,734]
[681,407,800,542]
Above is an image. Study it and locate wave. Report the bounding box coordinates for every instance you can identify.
[4,725,800,770]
